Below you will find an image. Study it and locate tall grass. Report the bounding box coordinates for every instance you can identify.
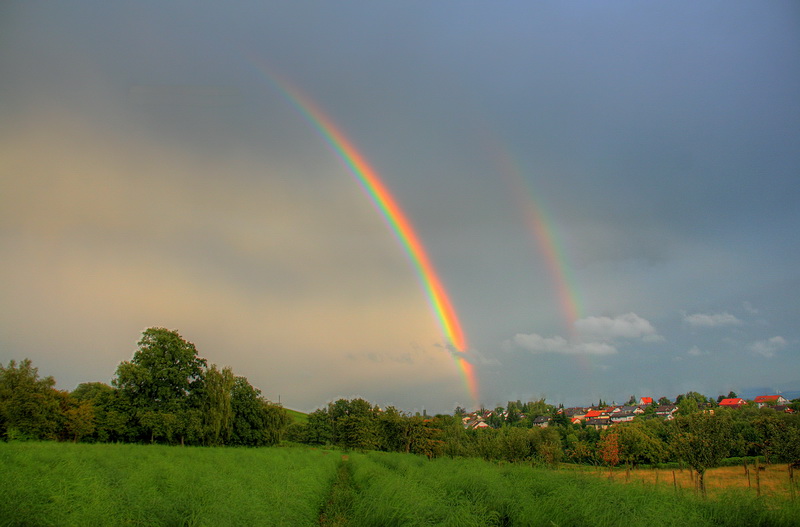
[345,451,800,527]
[3,443,797,526]
[0,442,339,526]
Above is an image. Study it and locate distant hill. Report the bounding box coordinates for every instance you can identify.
[285,408,308,424]
[738,386,800,401]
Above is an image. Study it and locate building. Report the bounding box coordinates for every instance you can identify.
[718,398,747,408]
[754,395,789,408]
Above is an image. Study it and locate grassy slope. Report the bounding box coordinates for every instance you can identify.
[286,408,309,424]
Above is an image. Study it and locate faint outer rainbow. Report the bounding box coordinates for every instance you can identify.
[493,146,583,336]
[257,67,477,404]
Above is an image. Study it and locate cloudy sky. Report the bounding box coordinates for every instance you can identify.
[2,2,798,413]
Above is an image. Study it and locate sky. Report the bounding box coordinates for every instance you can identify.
[2,2,799,413]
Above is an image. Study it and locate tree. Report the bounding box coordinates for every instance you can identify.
[304,408,333,445]
[505,401,522,426]
[200,365,235,445]
[614,422,667,466]
[229,376,289,446]
[0,359,64,440]
[672,412,733,497]
[113,328,207,413]
[65,401,95,443]
[598,432,621,473]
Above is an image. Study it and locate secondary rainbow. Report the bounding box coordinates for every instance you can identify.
[256,66,477,404]
[492,145,583,336]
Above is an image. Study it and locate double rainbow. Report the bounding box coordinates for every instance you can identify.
[258,67,477,405]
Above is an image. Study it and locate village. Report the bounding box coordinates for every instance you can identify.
[461,394,795,430]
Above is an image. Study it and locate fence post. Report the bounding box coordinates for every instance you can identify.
[755,463,761,497]
[745,461,751,488]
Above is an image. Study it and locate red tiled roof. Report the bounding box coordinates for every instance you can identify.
[639,397,653,404]
[754,395,781,403]
[719,398,746,406]
[584,410,602,418]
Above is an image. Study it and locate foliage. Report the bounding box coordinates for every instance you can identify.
[112,327,207,413]
[0,359,64,440]
[672,411,733,495]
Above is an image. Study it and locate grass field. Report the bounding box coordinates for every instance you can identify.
[2,443,798,526]
[0,442,339,526]
[595,462,798,499]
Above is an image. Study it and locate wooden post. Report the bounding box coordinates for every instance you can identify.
[745,462,751,488]
[673,470,677,491]
[655,469,660,486]
[790,464,795,501]
[756,463,761,497]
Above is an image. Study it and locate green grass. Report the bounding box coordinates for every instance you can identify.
[344,451,800,527]
[286,408,309,424]
[2,443,798,526]
[0,442,339,526]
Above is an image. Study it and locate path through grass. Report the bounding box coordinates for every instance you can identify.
[318,456,355,527]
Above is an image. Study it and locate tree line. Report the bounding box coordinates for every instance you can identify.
[3,328,799,494]
[284,395,800,495]
[0,328,289,446]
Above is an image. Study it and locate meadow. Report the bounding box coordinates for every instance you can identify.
[2,442,799,527]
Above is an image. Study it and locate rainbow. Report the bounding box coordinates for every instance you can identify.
[492,146,583,336]
[256,66,477,405]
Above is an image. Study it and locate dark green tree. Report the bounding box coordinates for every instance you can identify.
[113,328,207,413]
[0,359,64,440]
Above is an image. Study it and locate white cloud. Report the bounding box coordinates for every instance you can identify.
[750,336,787,358]
[510,333,617,355]
[682,312,742,328]
[687,346,708,356]
[742,302,759,315]
[574,312,663,342]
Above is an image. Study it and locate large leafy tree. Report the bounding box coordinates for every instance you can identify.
[113,328,207,412]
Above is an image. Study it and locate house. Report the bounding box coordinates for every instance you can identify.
[638,397,653,406]
[583,409,604,420]
[561,407,588,421]
[718,398,747,409]
[532,416,551,428]
[586,418,610,430]
[773,405,795,414]
[610,411,636,424]
[619,405,645,415]
[754,395,789,408]
[655,405,678,420]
